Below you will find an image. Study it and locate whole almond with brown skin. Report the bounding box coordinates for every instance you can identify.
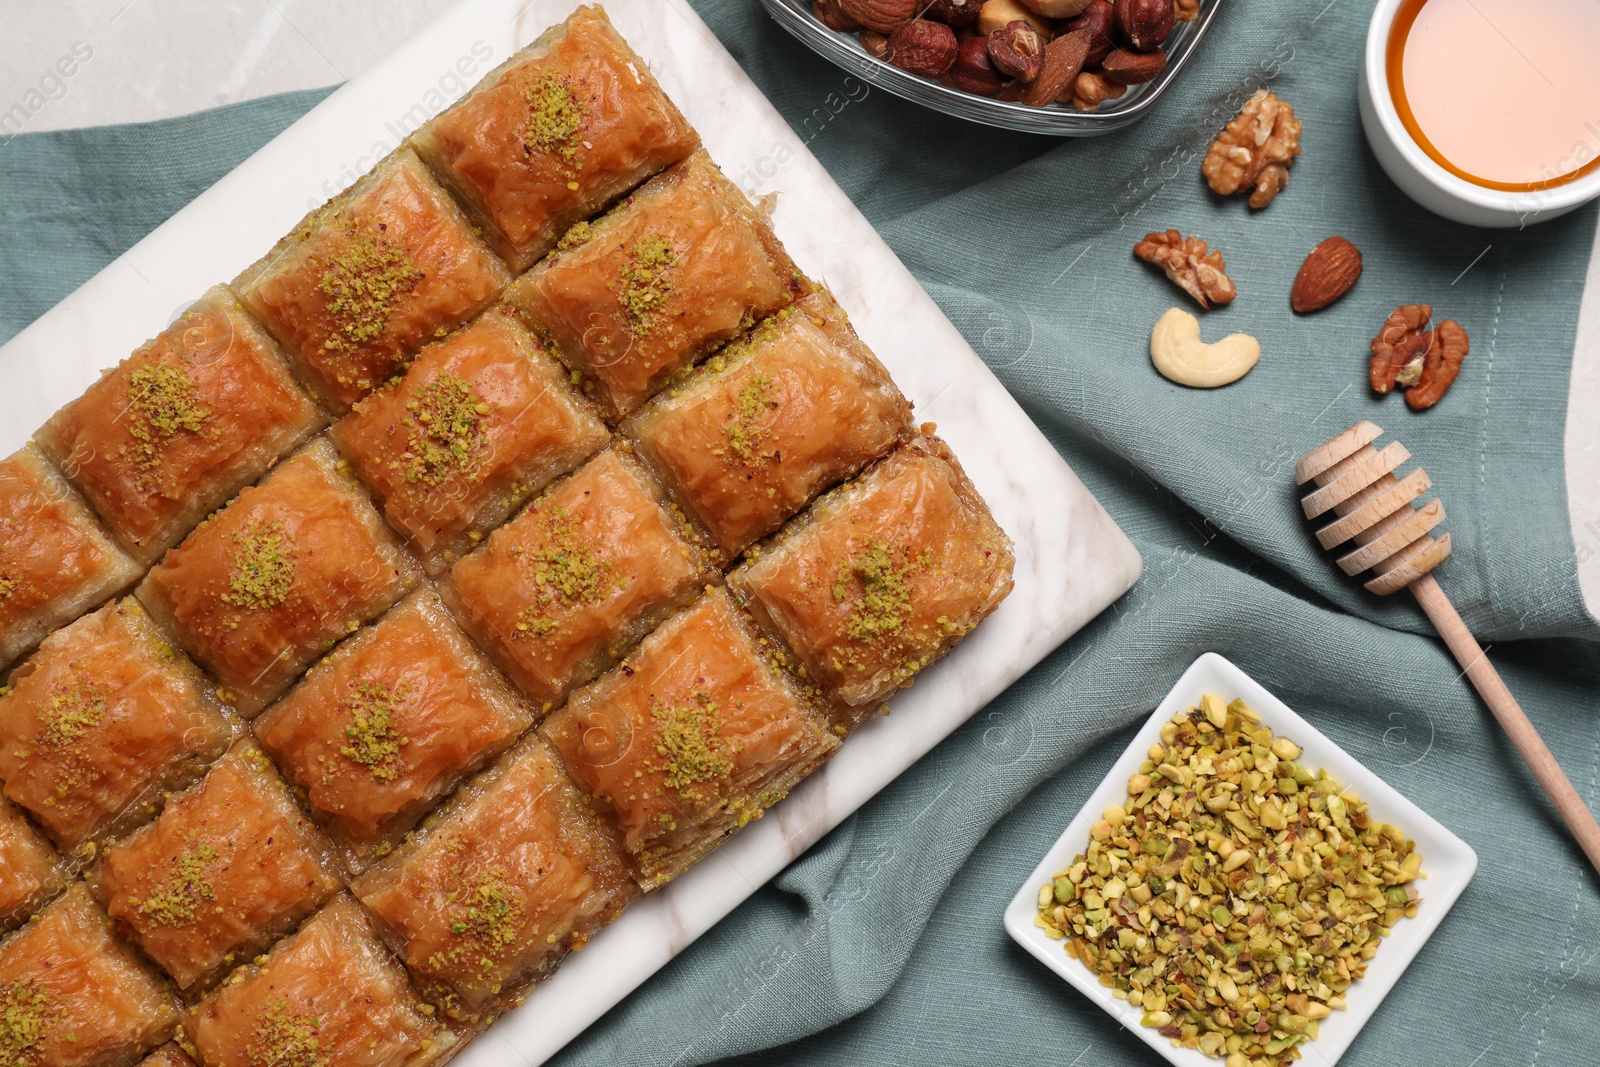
[884,19,959,76]
[989,20,1046,81]
[1291,236,1364,313]
[814,0,862,31]
[1023,29,1091,106]
[1101,46,1167,84]
[841,0,918,34]
[950,35,1006,95]
[1115,0,1174,51]
[1062,0,1117,67]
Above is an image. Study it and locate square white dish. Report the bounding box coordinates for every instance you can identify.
[1004,652,1477,1067]
[0,0,1143,1062]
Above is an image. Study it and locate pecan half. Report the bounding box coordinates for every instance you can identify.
[1369,304,1433,395]
[1202,89,1302,209]
[1405,319,1468,410]
[1134,230,1237,309]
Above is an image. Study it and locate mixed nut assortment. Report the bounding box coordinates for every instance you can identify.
[811,0,1204,109]
[1126,92,1466,407]
[1034,695,1424,1066]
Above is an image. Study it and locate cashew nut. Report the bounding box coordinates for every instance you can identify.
[1149,307,1261,388]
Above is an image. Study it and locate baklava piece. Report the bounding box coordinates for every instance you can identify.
[507,150,805,419]
[0,795,67,929]
[137,438,420,716]
[36,286,324,566]
[625,289,912,561]
[411,4,698,271]
[541,588,838,889]
[0,445,141,672]
[254,588,532,871]
[184,894,447,1067]
[233,149,512,412]
[0,885,180,1067]
[93,741,343,991]
[330,307,608,575]
[354,738,634,1017]
[729,435,1014,723]
[443,447,712,711]
[0,600,233,853]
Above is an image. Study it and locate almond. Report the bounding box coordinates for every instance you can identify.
[1022,29,1091,107]
[813,0,862,32]
[1291,237,1364,313]
[840,0,919,34]
[1101,46,1167,84]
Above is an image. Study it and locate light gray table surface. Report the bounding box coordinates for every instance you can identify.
[6,0,1598,617]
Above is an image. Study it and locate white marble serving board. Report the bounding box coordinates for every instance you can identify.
[0,0,1143,1061]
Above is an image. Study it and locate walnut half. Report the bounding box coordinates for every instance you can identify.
[1202,89,1302,209]
[1133,229,1237,309]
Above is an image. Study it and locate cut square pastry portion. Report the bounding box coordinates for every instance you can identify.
[540,587,838,889]
[0,885,180,1067]
[625,289,912,562]
[329,306,609,576]
[0,795,68,929]
[443,446,713,712]
[507,150,804,420]
[137,438,421,716]
[353,737,635,1018]
[184,894,448,1067]
[36,286,325,566]
[254,587,533,872]
[0,599,234,852]
[0,445,141,673]
[411,4,699,271]
[233,148,512,413]
[92,741,343,991]
[728,435,1014,721]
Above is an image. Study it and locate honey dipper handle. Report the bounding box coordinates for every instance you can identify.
[1410,574,1600,875]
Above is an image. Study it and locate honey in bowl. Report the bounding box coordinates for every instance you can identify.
[1387,0,1600,191]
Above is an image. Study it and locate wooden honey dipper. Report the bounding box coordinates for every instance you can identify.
[1297,421,1600,875]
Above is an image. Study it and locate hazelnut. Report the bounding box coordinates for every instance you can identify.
[925,0,981,28]
[883,19,959,76]
[1115,0,1174,51]
[950,35,1006,95]
[1061,0,1117,67]
[1102,46,1168,83]
[987,20,1046,82]
[840,0,919,34]
[977,0,1051,36]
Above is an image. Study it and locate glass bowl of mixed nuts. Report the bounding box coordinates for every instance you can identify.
[760,0,1228,134]
[1004,653,1477,1066]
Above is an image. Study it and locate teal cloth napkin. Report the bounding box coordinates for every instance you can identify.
[4,0,1599,1063]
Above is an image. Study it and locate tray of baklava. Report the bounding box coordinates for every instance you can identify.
[0,2,1141,1065]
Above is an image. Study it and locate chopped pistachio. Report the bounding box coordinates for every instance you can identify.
[1036,694,1422,1065]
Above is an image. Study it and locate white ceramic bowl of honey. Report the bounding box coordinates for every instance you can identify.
[1360,0,1600,228]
